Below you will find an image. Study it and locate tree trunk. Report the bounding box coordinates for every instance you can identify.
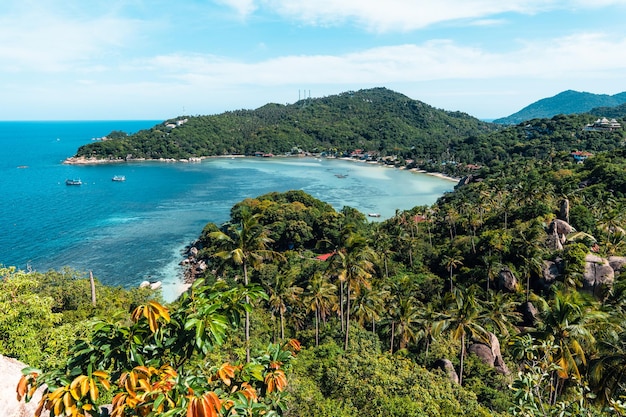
[390,321,395,354]
[315,309,319,347]
[344,285,351,350]
[339,281,345,332]
[459,333,465,386]
[280,310,285,340]
[89,270,96,307]
[243,262,250,363]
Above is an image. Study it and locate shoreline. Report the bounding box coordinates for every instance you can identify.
[63,154,462,183]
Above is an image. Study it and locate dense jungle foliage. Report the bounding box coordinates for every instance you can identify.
[73,87,497,162]
[7,94,626,416]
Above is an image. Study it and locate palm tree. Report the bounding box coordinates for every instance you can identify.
[414,303,441,359]
[210,208,283,362]
[304,272,337,347]
[368,223,395,279]
[266,269,303,341]
[482,291,521,338]
[442,253,463,292]
[329,232,376,350]
[351,284,386,333]
[590,326,626,404]
[435,286,488,385]
[394,295,422,350]
[535,289,606,402]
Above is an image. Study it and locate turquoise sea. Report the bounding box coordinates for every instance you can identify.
[0,121,454,300]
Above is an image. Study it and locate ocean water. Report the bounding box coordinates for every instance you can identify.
[0,121,454,300]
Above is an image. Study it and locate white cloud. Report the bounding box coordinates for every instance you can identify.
[240,0,626,32]
[0,5,139,72]
[215,0,258,17]
[138,32,626,88]
[260,0,528,32]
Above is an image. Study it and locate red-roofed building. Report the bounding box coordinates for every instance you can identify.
[315,253,334,261]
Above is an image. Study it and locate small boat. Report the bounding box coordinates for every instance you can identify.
[65,179,82,186]
[368,213,381,218]
[112,175,126,182]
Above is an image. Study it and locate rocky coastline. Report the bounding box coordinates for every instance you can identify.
[180,240,208,285]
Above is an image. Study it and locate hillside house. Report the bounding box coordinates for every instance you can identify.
[571,150,593,162]
[584,117,621,132]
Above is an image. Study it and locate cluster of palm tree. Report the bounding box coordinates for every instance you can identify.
[201,149,626,414]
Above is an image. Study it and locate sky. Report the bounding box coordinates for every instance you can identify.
[2,0,626,120]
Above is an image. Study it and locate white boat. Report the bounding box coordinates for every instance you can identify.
[112,175,126,182]
[368,213,381,218]
[65,179,82,186]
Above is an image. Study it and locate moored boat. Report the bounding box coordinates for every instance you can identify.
[65,179,82,186]
[368,213,381,218]
[112,175,126,182]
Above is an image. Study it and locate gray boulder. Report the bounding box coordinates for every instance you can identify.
[549,219,575,236]
[498,267,518,292]
[433,358,459,384]
[583,254,614,297]
[520,301,539,327]
[469,332,510,375]
[541,260,560,289]
[609,256,626,274]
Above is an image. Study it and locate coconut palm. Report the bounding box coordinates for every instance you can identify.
[442,253,463,292]
[210,208,283,362]
[266,269,303,341]
[368,223,395,279]
[351,284,386,333]
[535,289,606,402]
[435,286,488,385]
[394,295,422,351]
[329,232,376,350]
[304,272,337,347]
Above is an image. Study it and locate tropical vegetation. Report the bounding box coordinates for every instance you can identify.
[6,89,626,416]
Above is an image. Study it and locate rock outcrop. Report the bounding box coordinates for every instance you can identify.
[468,332,510,375]
[181,241,208,283]
[609,256,626,274]
[520,301,539,327]
[433,359,459,384]
[1,355,48,417]
[498,267,518,292]
[546,219,575,251]
[539,254,618,297]
[583,254,615,297]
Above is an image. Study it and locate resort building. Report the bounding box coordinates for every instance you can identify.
[584,117,621,132]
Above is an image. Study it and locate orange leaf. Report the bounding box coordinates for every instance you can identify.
[288,339,301,352]
[217,363,236,386]
[239,382,258,402]
[264,370,287,393]
[16,375,29,401]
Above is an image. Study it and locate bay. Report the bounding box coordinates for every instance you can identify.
[0,121,454,301]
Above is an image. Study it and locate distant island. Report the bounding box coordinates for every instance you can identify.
[494,89,626,124]
[65,87,626,178]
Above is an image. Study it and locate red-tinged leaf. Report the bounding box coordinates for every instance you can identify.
[288,339,301,352]
[217,363,236,386]
[16,375,29,401]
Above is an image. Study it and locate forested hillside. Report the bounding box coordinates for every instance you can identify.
[493,90,626,124]
[71,88,496,162]
[8,93,626,417]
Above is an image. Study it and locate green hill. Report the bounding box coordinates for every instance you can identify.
[493,90,626,124]
[590,102,626,119]
[72,88,496,161]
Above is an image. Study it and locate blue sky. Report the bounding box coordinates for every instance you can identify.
[2,0,626,120]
